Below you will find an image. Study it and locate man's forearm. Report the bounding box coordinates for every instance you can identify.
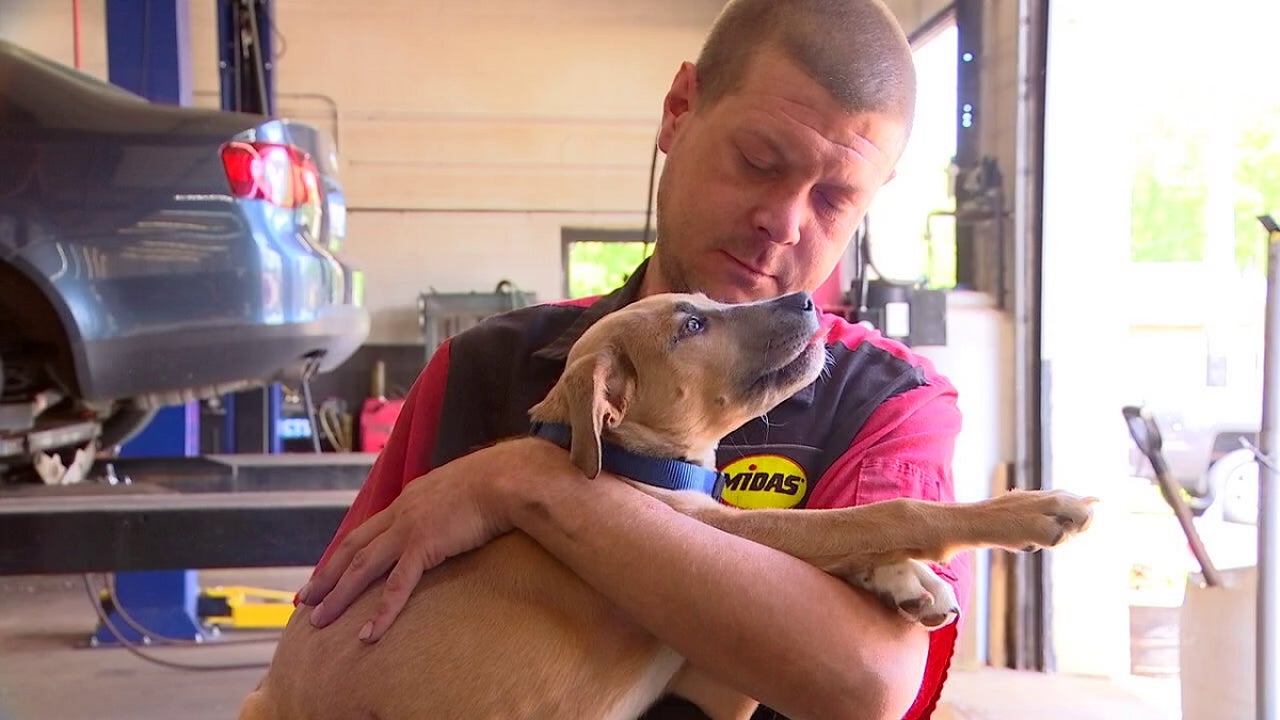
[500,438,930,720]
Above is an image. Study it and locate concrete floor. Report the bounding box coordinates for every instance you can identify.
[0,568,1181,720]
[936,669,1179,720]
[0,569,295,720]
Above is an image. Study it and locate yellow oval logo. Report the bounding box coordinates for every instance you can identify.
[719,455,807,509]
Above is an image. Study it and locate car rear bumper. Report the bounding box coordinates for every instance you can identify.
[78,305,371,403]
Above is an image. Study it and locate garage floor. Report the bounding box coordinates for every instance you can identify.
[0,569,1179,720]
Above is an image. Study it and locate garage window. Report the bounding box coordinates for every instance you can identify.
[561,228,653,299]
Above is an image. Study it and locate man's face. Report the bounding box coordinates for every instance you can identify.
[646,45,908,304]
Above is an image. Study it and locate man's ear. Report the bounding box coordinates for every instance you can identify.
[559,347,635,479]
[658,61,699,153]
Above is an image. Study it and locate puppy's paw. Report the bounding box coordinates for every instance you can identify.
[987,489,1098,552]
[853,560,959,630]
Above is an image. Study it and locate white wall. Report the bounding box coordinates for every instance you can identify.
[1,1,108,75]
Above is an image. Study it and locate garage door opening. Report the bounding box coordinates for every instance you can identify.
[1040,0,1278,700]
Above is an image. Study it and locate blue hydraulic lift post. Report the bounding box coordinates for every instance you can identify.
[99,0,207,646]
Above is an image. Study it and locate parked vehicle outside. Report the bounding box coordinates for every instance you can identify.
[1129,391,1260,524]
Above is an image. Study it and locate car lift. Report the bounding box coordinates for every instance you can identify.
[197,584,299,631]
[0,0,361,647]
[0,453,373,643]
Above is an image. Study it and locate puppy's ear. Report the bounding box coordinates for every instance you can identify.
[560,347,634,479]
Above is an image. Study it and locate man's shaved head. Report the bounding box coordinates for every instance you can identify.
[694,0,917,140]
[643,0,917,304]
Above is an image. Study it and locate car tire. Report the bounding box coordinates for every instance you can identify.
[1207,447,1260,526]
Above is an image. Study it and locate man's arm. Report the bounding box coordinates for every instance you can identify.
[500,442,932,720]
[303,338,453,584]
[486,381,966,720]
[303,354,965,720]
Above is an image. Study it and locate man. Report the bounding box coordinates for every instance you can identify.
[298,1,971,718]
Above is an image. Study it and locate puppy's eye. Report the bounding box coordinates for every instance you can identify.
[683,316,705,335]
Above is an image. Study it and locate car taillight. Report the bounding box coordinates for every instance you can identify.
[220,141,320,209]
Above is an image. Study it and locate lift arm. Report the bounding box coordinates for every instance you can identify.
[0,487,353,575]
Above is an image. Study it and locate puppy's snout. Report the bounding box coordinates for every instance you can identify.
[774,291,816,315]
[756,291,821,349]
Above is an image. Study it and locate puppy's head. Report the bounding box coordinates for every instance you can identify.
[530,290,828,476]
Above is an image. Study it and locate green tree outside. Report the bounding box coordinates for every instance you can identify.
[1234,112,1280,269]
[1130,102,1280,271]
[566,240,653,298]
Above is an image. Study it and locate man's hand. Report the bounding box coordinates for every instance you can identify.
[297,439,535,642]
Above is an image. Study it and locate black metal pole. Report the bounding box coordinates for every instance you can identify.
[1011,0,1051,673]
[953,0,983,291]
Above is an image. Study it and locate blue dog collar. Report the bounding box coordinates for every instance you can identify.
[530,421,725,499]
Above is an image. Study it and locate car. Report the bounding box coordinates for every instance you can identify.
[1127,394,1260,524]
[0,39,369,482]
[1206,446,1260,526]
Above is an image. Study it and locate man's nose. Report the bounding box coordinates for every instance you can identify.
[751,190,805,246]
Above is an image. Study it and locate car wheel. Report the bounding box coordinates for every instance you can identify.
[1207,447,1260,526]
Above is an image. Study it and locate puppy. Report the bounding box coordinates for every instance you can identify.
[239,290,1094,720]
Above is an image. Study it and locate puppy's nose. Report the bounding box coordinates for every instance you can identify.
[777,291,816,314]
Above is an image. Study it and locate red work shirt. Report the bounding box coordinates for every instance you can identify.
[312,275,970,720]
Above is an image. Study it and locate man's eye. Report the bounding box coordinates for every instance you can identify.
[813,191,842,219]
[739,150,771,173]
[683,317,705,335]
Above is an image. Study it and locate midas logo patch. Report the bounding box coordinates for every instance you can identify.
[719,455,807,509]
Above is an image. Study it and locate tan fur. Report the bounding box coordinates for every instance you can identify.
[239,292,1095,720]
